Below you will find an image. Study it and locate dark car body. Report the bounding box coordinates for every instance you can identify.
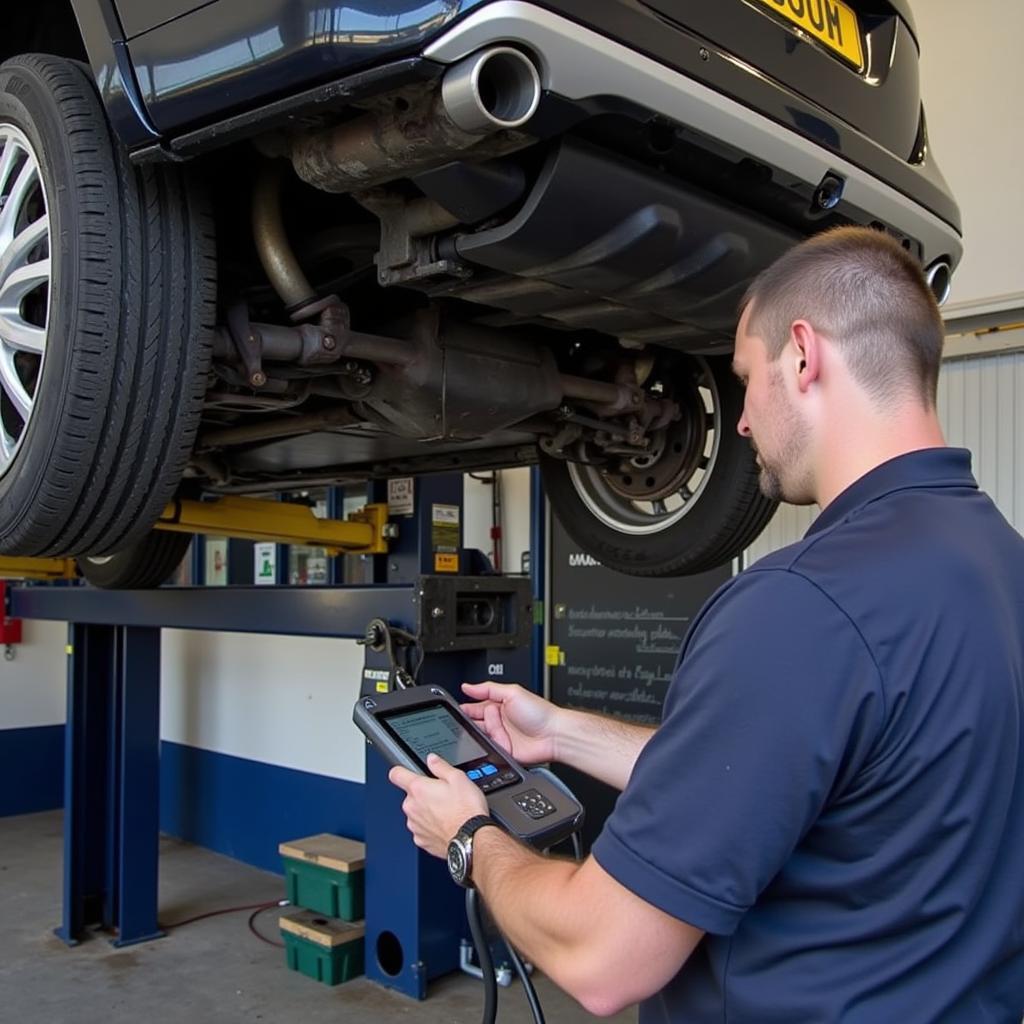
[73,0,956,237]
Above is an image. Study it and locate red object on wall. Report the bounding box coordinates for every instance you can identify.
[0,581,22,645]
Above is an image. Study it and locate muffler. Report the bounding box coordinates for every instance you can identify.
[290,46,540,194]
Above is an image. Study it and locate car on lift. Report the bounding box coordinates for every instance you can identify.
[0,0,960,586]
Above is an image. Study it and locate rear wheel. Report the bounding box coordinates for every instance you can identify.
[540,355,776,576]
[77,531,192,589]
[0,55,216,558]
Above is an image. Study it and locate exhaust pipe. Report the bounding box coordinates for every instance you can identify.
[252,163,318,315]
[290,46,541,194]
[441,46,541,134]
[925,259,952,305]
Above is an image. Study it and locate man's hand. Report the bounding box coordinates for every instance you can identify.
[389,753,488,858]
[461,681,561,765]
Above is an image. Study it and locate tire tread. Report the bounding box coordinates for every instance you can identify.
[0,54,215,558]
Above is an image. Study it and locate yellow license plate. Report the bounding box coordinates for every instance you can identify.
[753,0,864,70]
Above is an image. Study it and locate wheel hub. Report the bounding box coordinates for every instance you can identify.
[600,393,706,503]
[565,358,722,536]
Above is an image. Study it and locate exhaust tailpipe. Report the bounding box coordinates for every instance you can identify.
[441,46,541,134]
[290,46,540,194]
[925,259,952,305]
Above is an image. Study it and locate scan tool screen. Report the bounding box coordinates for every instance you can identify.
[383,703,489,768]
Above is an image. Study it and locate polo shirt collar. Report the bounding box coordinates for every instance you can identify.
[807,447,977,537]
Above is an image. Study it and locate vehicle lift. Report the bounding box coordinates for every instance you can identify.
[0,475,541,1001]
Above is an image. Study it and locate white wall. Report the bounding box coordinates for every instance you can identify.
[745,348,1024,560]
[0,619,369,780]
[0,619,66,730]
[160,630,366,782]
[463,466,532,574]
[915,1,1024,312]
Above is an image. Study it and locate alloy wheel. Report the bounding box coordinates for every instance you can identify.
[0,124,50,478]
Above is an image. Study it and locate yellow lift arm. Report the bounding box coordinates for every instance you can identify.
[156,497,393,555]
[0,556,79,581]
[0,496,395,579]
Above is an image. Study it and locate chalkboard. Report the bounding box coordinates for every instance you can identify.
[547,513,732,851]
[548,516,731,723]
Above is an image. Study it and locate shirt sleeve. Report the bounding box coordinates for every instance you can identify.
[591,568,884,935]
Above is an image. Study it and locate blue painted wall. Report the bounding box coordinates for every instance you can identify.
[0,725,64,817]
[159,741,365,875]
[0,727,365,875]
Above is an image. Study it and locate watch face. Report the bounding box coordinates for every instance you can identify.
[447,839,468,885]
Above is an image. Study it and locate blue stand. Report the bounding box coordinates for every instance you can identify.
[56,623,163,947]
[15,472,534,999]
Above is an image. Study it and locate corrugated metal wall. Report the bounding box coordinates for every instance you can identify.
[743,349,1024,565]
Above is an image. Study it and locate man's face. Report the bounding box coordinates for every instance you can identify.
[733,308,812,504]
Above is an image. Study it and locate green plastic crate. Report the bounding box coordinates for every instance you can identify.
[279,833,365,921]
[280,909,365,987]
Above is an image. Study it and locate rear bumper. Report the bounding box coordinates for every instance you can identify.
[424,1,960,269]
[122,0,959,270]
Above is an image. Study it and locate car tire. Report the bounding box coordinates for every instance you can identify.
[0,55,216,558]
[539,355,777,576]
[77,530,193,589]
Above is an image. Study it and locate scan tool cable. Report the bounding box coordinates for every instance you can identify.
[466,765,586,1024]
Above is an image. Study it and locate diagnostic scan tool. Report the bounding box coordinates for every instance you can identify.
[354,686,583,848]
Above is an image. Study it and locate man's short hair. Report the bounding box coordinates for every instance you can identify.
[740,227,945,406]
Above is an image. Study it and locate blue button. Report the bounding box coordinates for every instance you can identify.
[467,769,483,780]
[481,764,498,776]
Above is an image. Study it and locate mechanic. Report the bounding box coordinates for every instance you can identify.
[389,227,1024,1022]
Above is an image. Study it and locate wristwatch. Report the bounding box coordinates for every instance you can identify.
[447,814,500,888]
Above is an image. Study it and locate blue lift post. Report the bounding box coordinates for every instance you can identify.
[18,586,415,951]
[10,472,535,1000]
[57,622,162,947]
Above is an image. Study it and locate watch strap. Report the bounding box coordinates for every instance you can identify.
[457,814,498,840]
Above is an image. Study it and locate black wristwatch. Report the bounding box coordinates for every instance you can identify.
[447,814,500,888]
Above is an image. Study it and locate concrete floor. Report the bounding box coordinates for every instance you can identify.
[0,811,637,1024]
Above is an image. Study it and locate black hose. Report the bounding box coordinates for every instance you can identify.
[571,831,583,862]
[467,888,499,1024]
[508,941,546,1024]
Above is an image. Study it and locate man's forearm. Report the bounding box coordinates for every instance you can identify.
[553,707,656,790]
[469,825,699,1016]
[471,828,605,1008]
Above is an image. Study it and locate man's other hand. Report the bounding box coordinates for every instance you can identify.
[461,681,560,765]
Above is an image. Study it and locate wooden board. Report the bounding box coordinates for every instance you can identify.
[278,833,365,872]
[279,908,365,948]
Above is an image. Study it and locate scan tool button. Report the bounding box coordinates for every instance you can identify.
[499,770,517,782]
[481,764,498,776]
[467,769,483,780]
[513,789,556,819]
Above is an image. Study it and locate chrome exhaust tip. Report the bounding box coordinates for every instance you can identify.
[441,46,541,135]
[925,259,952,306]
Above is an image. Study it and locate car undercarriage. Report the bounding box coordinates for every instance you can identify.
[0,0,962,583]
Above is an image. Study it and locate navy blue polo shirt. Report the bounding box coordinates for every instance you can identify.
[593,448,1024,1023]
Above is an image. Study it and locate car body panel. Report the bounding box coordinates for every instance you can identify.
[111,0,958,240]
[123,0,485,133]
[424,3,960,261]
[580,0,920,160]
[117,0,216,40]
[70,0,160,147]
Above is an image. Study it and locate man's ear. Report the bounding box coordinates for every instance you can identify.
[789,320,820,393]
